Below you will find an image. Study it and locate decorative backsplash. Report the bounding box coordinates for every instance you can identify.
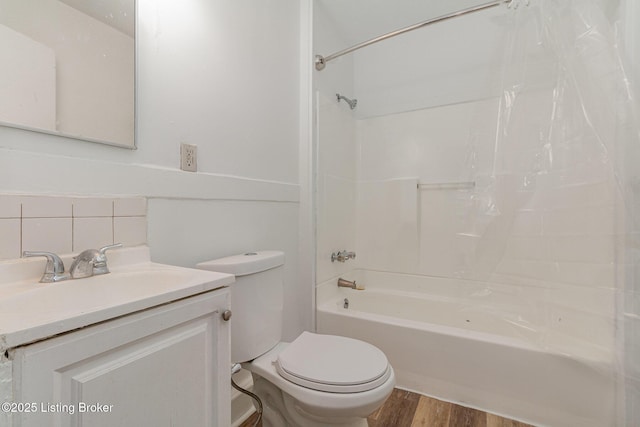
[0,194,147,259]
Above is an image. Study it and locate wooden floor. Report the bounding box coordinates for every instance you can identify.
[240,388,533,427]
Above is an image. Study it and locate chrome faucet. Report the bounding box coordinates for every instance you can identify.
[331,250,356,263]
[22,251,70,283]
[69,243,122,279]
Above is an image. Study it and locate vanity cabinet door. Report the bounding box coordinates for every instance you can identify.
[10,289,230,427]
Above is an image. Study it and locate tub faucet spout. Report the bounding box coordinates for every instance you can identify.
[337,277,364,290]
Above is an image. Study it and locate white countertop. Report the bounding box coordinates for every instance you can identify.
[0,246,234,351]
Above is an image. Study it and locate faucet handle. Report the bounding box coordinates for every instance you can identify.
[98,243,123,256]
[331,250,356,263]
[22,251,70,283]
[93,243,123,275]
[331,250,348,262]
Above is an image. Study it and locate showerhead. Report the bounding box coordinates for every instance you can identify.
[336,93,357,110]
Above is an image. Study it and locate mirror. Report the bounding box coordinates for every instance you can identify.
[0,0,136,148]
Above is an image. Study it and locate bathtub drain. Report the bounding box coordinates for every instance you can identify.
[344,298,349,309]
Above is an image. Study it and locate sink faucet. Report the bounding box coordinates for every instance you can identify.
[69,243,122,279]
[22,251,70,283]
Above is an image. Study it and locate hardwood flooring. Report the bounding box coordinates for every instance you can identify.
[239,388,533,427]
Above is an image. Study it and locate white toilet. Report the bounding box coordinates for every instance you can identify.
[197,251,395,427]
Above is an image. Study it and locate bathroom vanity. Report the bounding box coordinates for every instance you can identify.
[0,246,234,426]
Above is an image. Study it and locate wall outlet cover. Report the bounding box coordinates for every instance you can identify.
[180,143,197,172]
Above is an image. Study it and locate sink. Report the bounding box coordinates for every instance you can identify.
[0,246,234,351]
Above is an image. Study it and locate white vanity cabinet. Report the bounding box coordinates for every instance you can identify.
[8,288,231,427]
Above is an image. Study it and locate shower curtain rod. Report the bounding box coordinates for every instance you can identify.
[315,0,511,71]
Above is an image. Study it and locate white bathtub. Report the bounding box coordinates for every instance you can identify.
[316,270,616,427]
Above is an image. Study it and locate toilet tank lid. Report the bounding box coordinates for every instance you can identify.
[196,250,284,276]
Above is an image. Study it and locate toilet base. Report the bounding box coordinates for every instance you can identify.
[252,375,369,427]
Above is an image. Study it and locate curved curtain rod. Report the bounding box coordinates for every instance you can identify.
[315,0,512,71]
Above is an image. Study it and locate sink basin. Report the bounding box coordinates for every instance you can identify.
[0,246,234,351]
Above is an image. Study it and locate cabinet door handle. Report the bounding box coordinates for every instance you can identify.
[222,310,232,321]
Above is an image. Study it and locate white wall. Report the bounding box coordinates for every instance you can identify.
[0,0,310,339]
[313,1,355,101]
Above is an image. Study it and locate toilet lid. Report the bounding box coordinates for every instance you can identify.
[275,332,391,393]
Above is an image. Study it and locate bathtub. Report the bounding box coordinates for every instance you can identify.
[316,270,616,427]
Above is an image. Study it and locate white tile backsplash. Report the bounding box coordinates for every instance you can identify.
[0,194,147,260]
[0,195,21,218]
[72,197,114,217]
[22,218,73,254]
[73,217,114,251]
[0,219,21,258]
[21,196,72,218]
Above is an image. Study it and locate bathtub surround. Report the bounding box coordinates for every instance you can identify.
[353,98,618,319]
[315,92,358,286]
[315,0,638,425]
[357,178,419,273]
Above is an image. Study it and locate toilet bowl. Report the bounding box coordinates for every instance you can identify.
[248,340,395,427]
[197,251,395,426]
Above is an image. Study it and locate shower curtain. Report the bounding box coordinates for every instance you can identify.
[458,0,639,423]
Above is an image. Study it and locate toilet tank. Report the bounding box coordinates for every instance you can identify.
[197,251,284,363]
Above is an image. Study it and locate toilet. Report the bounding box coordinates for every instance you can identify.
[197,251,395,427]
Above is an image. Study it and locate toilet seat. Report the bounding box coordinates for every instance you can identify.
[246,341,396,420]
[274,332,391,393]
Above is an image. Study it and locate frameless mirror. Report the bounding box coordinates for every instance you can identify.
[0,0,136,148]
